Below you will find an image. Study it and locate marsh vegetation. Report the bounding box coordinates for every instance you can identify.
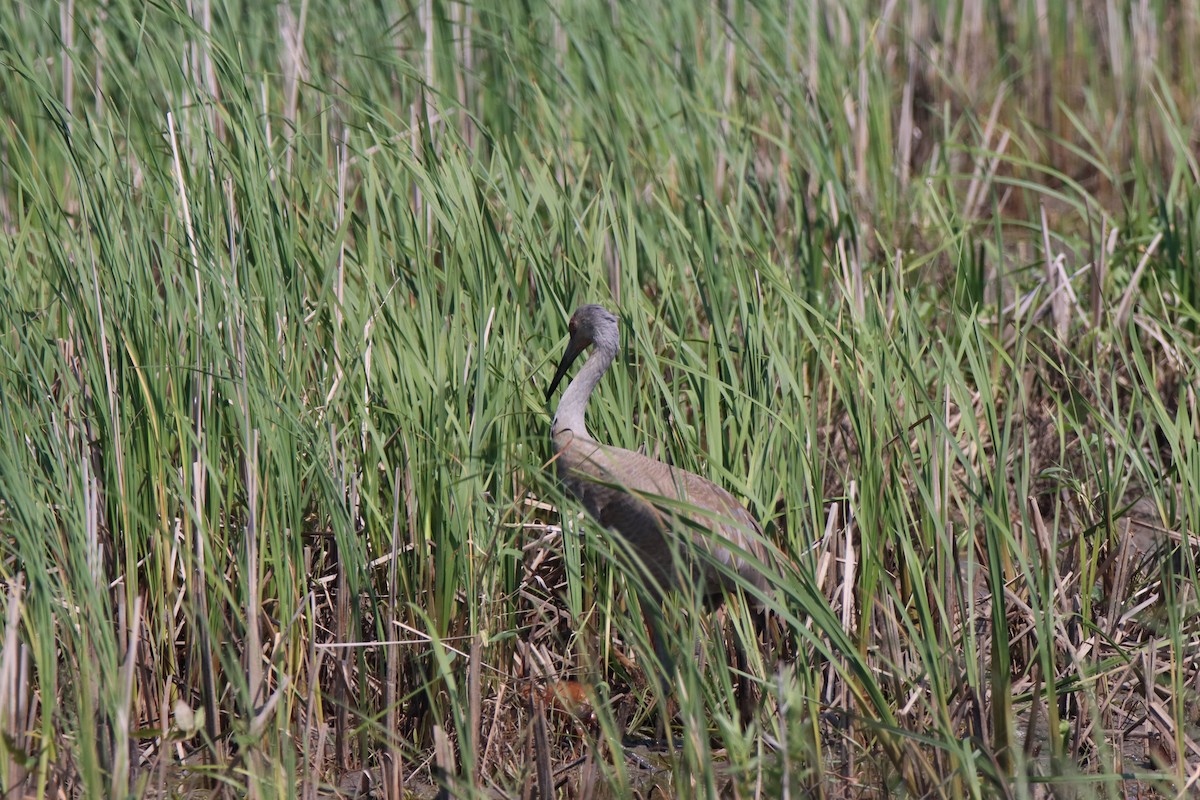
[1,0,1199,797]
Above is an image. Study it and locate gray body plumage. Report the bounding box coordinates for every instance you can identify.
[546,305,771,604]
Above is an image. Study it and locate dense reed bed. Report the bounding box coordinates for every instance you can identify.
[1,1,1199,796]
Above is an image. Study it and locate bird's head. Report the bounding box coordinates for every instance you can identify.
[546,304,619,399]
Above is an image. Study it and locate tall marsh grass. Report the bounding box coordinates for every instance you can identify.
[1,0,1199,797]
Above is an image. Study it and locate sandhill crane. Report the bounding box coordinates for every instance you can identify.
[544,304,774,711]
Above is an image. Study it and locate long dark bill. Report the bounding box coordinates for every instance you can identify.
[546,336,586,399]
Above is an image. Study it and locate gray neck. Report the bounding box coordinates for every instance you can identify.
[551,341,617,440]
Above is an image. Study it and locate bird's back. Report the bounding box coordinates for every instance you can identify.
[552,431,773,603]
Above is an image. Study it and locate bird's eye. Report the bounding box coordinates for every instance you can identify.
[568,321,576,333]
